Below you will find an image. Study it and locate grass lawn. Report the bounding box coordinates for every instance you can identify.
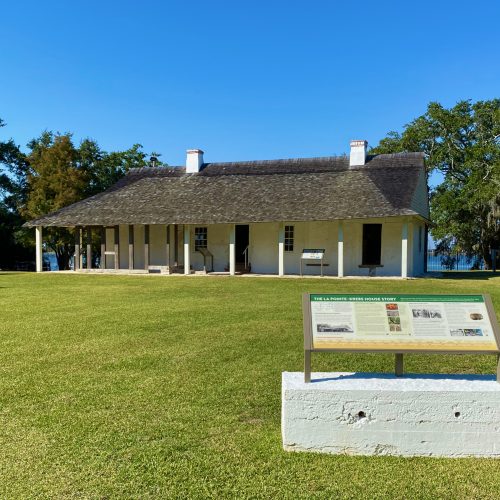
[1,272,499,498]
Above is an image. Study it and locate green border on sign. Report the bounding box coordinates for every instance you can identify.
[310,294,484,303]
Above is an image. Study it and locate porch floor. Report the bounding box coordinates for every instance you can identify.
[52,270,424,279]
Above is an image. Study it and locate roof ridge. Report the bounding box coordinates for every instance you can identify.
[204,155,347,167]
[368,152,425,159]
[127,166,184,174]
[125,152,424,173]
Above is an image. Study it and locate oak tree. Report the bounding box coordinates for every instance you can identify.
[372,100,500,268]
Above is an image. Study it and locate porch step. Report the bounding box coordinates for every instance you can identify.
[235,263,250,274]
[77,269,148,274]
[147,265,170,274]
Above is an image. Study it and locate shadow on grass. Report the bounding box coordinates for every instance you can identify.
[0,271,31,275]
[312,372,496,383]
[439,271,498,281]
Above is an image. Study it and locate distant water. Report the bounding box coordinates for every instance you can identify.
[46,253,60,271]
[426,252,484,271]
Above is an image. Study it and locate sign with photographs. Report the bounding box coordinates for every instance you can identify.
[301,249,325,260]
[304,294,500,353]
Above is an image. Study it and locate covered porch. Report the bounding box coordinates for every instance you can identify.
[34,217,427,278]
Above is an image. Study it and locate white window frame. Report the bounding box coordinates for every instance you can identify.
[284,225,294,252]
[194,227,208,251]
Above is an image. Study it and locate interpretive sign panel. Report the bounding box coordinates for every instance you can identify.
[309,294,499,352]
[302,294,500,382]
[301,249,325,260]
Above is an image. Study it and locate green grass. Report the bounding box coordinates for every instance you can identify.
[1,272,499,499]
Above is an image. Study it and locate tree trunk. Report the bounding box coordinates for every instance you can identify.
[481,247,492,270]
[53,242,73,270]
[45,228,75,270]
[55,247,71,270]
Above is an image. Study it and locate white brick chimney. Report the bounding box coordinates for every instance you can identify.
[349,140,368,166]
[186,149,204,173]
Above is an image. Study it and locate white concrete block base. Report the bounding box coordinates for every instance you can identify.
[282,372,500,458]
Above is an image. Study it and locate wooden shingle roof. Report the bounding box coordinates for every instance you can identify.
[24,152,428,227]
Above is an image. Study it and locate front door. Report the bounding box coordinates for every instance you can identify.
[235,225,249,263]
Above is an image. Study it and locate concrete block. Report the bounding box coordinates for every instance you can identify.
[282,372,500,457]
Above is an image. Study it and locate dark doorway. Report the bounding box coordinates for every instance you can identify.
[235,225,249,263]
[362,224,382,265]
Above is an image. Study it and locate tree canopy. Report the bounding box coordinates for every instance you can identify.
[371,99,500,268]
[0,120,32,268]
[0,120,158,269]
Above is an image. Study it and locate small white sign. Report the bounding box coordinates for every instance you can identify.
[301,248,325,260]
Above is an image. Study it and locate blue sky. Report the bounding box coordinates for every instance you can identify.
[1,0,499,176]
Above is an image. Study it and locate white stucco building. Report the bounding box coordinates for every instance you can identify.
[26,140,430,278]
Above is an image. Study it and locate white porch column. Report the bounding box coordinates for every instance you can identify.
[278,223,285,276]
[401,221,408,278]
[100,227,106,269]
[184,225,191,275]
[174,224,179,266]
[128,225,134,270]
[144,224,150,270]
[408,222,414,276]
[79,228,83,269]
[166,224,171,270]
[74,226,81,271]
[86,226,92,269]
[337,221,344,278]
[35,226,43,273]
[229,224,236,275]
[114,225,120,270]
